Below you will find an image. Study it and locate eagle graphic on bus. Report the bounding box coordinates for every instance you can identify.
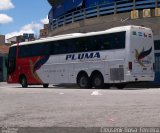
[135,47,152,67]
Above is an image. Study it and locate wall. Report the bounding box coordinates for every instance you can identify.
[0,35,5,45]
[49,10,160,39]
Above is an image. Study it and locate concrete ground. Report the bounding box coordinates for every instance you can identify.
[0,83,160,132]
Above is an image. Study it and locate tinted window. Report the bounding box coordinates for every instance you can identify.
[99,32,125,50]
[154,40,160,50]
[66,39,76,53]
[8,46,17,74]
[9,46,16,59]
[18,31,125,57]
[52,41,68,54]
[75,37,89,52]
[88,36,101,51]
[19,42,50,57]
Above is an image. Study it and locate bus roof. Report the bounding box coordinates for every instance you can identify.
[11,25,151,47]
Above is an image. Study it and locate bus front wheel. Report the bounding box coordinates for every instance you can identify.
[21,76,28,88]
[43,84,49,88]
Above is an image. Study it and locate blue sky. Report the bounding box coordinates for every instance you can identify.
[0,0,51,39]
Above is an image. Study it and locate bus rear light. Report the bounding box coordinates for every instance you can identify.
[128,62,132,70]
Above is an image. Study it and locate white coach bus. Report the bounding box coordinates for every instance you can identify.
[7,25,155,88]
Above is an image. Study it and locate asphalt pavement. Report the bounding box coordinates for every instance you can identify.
[0,83,160,132]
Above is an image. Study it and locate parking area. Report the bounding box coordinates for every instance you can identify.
[0,83,160,129]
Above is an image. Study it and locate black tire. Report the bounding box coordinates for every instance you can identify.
[43,84,49,88]
[21,76,28,88]
[116,84,126,89]
[77,74,90,88]
[92,73,104,89]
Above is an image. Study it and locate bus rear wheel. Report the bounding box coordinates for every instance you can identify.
[77,74,90,88]
[21,76,28,88]
[91,73,104,89]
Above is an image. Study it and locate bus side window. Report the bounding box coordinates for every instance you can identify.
[101,32,125,50]
[101,34,111,50]
[52,41,68,55]
[89,36,101,51]
[66,39,76,53]
[50,42,55,55]
[112,32,125,49]
[53,42,61,54]
[75,37,88,52]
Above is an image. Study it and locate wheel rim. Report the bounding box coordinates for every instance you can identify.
[22,78,26,86]
[21,77,27,87]
[94,77,102,87]
[79,76,88,88]
[92,74,104,88]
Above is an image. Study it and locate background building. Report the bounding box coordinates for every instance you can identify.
[47,0,160,40]
[0,35,9,82]
[7,33,35,44]
[40,24,49,38]
[0,35,5,45]
[47,0,160,83]
[0,45,9,82]
[7,35,23,44]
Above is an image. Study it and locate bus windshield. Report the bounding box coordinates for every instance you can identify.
[7,46,16,74]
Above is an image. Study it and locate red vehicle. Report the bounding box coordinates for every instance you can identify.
[6,42,49,88]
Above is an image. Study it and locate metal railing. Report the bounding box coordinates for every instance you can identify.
[49,0,159,31]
